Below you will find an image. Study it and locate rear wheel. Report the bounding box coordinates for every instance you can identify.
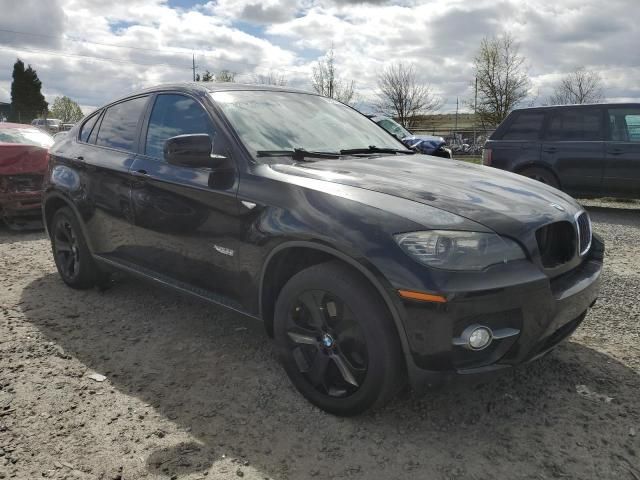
[50,207,105,289]
[520,167,559,189]
[274,261,404,416]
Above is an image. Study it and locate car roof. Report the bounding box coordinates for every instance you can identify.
[97,82,320,110]
[512,103,640,113]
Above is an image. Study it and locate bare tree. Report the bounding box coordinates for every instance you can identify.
[311,48,356,105]
[548,67,604,105]
[253,70,288,86]
[376,62,442,129]
[215,70,236,82]
[473,33,530,127]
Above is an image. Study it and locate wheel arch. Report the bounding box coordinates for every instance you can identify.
[42,192,94,251]
[514,163,562,189]
[259,241,413,370]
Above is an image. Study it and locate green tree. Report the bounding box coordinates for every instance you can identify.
[9,59,48,123]
[50,96,84,123]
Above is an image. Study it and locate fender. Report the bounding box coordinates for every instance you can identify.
[259,240,415,375]
[41,190,96,253]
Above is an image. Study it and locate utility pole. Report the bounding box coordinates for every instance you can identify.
[473,77,478,148]
[454,97,459,145]
[192,54,197,82]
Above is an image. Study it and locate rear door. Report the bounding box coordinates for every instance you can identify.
[541,107,604,197]
[128,92,244,304]
[75,95,149,259]
[604,106,640,197]
[488,110,544,171]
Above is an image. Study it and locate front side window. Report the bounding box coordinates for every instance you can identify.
[545,108,603,141]
[211,91,406,158]
[95,96,148,152]
[501,112,545,140]
[608,108,640,142]
[145,94,215,159]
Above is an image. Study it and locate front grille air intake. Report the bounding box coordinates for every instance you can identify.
[576,211,592,256]
[536,221,576,268]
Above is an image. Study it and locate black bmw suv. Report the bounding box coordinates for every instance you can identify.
[44,83,603,415]
[484,103,640,198]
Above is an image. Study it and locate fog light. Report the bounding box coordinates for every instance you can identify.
[468,327,493,350]
[452,324,494,351]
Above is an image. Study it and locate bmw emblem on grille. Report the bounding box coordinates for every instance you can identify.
[550,203,565,212]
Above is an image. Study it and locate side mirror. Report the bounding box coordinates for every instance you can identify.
[164,134,227,169]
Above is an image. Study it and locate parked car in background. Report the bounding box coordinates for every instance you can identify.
[44,83,602,415]
[62,123,75,132]
[368,115,452,158]
[483,103,640,198]
[0,123,53,229]
[31,118,63,134]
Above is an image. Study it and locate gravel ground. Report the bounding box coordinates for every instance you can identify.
[1,199,639,480]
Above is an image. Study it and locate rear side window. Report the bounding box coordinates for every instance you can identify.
[95,96,148,152]
[501,112,545,140]
[608,108,640,142]
[545,108,603,141]
[79,113,100,143]
[144,94,215,159]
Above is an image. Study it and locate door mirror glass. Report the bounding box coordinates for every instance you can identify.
[164,134,225,168]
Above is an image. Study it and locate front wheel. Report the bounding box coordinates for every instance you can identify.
[50,207,105,289]
[274,261,404,416]
[520,167,560,189]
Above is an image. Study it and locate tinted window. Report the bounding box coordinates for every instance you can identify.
[546,108,602,141]
[145,94,215,159]
[79,113,100,143]
[608,108,640,142]
[501,112,545,140]
[95,96,148,151]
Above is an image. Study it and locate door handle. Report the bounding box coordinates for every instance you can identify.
[608,149,624,155]
[132,169,149,177]
[543,147,557,154]
[75,155,84,161]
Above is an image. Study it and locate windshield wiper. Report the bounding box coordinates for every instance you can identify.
[340,145,415,155]
[256,148,340,162]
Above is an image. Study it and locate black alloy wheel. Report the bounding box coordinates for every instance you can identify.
[285,290,368,398]
[53,216,81,282]
[274,261,404,416]
[50,207,105,289]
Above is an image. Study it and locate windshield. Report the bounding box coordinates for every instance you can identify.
[377,118,412,139]
[0,127,54,147]
[211,91,405,158]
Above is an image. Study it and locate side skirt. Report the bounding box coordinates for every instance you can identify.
[94,254,260,322]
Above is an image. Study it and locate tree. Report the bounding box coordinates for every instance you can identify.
[311,48,356,105]
[548,67,604,105]
[9,59,48,123]
[254,71,287,86]
[196,70,235,82]
[49,96,84,123]
[376,62,441,129]
[472,34,530,127]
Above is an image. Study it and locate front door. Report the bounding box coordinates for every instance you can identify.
[604,107,640,197]
[540,107,605,197]
[128,93,245,305]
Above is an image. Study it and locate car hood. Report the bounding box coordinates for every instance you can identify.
[269,155,582,236]
[0,144,49,176]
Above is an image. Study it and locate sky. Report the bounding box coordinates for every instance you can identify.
[0,0,638,114]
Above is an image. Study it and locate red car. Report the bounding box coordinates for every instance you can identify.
[0,123,53,229]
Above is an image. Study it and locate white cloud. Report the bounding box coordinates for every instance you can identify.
[0,0,637,113]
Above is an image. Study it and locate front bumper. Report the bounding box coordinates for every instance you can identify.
[399,234,604,393]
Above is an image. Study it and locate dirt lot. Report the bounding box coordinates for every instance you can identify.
[1,200,639,480]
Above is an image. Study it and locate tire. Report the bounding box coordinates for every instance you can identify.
[519,167,560,189]
[274,261,405,416]
[50,207,105,289]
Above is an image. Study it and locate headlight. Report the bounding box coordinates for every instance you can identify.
[394,230,525,271]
